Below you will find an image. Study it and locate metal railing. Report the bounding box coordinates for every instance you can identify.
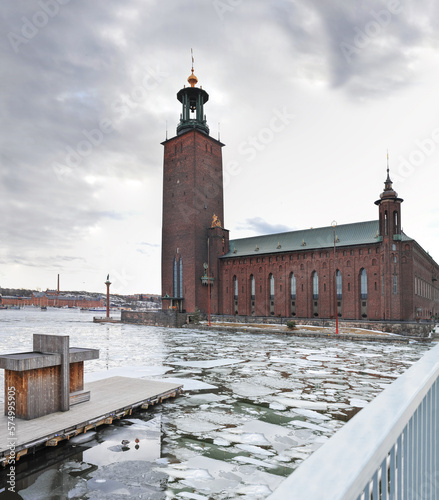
[268,343,439,500]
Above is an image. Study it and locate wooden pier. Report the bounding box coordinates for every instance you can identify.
[0,376,183,466]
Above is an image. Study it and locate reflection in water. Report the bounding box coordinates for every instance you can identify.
[0,309,431,499]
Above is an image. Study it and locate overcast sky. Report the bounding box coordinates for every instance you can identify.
[1,0,439,295]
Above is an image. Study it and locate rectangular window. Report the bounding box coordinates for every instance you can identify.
[179,259,183,298]
[393,275,398,294]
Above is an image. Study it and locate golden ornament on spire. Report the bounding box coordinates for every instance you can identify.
[187,48,198,87]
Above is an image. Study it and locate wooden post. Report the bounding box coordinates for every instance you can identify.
[33,334,70,412]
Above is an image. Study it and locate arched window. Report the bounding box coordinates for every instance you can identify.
[312,271,319,299]
[250,275,255,298]
[173,258,178,297]
[361,269,367,299]
[336,270,342,299]
[291,273,296,299]
[393,211,399,234]
[269,274,275,298]
[233,275,238,298]
[384,211,388,235]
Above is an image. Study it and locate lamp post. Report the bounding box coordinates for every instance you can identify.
[105,275,111,319]
[332,221,339,335]
[207,237,211,327]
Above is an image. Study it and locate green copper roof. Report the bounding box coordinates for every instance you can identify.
[222,220,412,258]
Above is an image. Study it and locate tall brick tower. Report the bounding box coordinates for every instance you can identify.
[161,64,229,314]
[375,154,404,319]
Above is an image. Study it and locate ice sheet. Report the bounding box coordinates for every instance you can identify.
[167,358,245,368]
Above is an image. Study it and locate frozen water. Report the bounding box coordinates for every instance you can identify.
[69,430,97,444]
[350,398,368,408]
[235,444,275,456]
[0,308,431,499]
[168,358,245,368]
[230,382,278,397]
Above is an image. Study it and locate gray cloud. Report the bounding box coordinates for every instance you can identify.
[236,217,294,236]
[1,0,438,290]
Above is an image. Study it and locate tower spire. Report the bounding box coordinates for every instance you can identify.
[384,150,393,192]
[187,48,198,88]
[375,150,403,205]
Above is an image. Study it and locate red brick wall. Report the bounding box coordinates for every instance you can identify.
[219,243,409,320]
[412,243,439,320]
[161,129,225,313]
[218,238,439,321]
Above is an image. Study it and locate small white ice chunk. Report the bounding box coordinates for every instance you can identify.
[350,398,368,408]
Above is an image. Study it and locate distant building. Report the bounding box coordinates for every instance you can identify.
[1,292,103,308]
[161,68,439,322]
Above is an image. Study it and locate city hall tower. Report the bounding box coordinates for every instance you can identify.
[161,64,228,313]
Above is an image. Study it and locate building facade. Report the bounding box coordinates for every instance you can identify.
[161,70,439,322]
[0,292,103,308]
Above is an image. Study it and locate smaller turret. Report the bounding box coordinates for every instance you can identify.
[375,152,403,238]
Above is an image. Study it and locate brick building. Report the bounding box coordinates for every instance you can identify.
[161,69,439,322]
[0,292,103,309]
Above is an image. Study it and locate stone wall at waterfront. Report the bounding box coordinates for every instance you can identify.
[121,310,189,328]
[210,314,434,337]
[121,310,433,337]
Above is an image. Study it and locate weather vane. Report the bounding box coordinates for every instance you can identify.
[191,48,194,71]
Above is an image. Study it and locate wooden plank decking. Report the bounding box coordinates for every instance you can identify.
[0,376,183,465]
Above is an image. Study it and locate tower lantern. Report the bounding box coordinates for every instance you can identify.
[176,54,209,136]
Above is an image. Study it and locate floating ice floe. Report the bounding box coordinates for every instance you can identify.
[350,398,368,408]
[84,364,171,382]
[160,455,284,496]
[230,382,278,397]
[234,455,278,469]
[291,408,330,421]
[69,430,97,444]
[176,417,224,433]
[269,401,287,411]
[186,393,229,404]
[155,377,217,391]
[236,443,275,456]
[167,358,246,368]
[289,420,331,433]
